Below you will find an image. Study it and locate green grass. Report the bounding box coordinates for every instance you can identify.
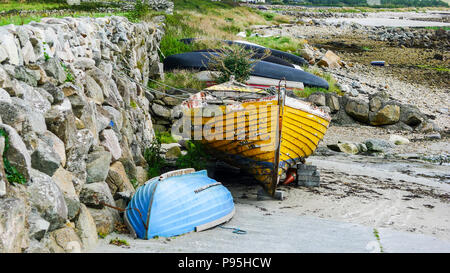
[424,26,450,31]
[0,0,153,26]
[148,70,206,91]
[0,0,67,12]
[159,12,201,58]
[155,131,177,144]
[176,141,209,171]
[417,65,450,72]
[129,178,139,189]
[294,66,342,98]
[0,11,129,26]
[373,228,384,253]
[172,0,236,12]
[109,237,130,247]
[245,36,305,55]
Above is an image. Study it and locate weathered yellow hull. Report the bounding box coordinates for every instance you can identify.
[181,88,331,196]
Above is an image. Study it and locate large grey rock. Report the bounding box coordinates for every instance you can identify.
[100,129,122,161]
[11,96,48,134]
[345,98,369,123]
[14,66,38,87]
[86,151,112,183]
[102,105,123,131]
[79,181,115,209]
[0,88,12,103]
[0,30,21,66]
[40,130,66,167]
[325,93,340,113]
[327,142,359,154]
[0,124,31,181]
[48,226,82,253]
[389,135,410,145]
[84,75,104,105]
[41,58,66,84]
[364,138,394,153]
[52,167,80,220]
[13,82,51,114]
[75,204,98,251]
[22,40,36,65]
[73,57,95,70]
[369,104,400,126]
[28,210,50,241]
[400,104,426,128]
[41,83,65,104]
[106,161,135,195]
[31,139,61,176]
[0,198,28,253]
[27,169,68,231]
[152,103,171,119]
[65,129,95,193]
[87,206,119,235]
[307,92,326,106]
[0,100,27,133]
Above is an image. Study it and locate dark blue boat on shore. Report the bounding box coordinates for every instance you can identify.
[370,61,386,66]
[163,51,329,89]
[125,169,235,239]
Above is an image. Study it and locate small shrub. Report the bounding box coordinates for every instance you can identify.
[130,178,139,189]
[109,237,130,247]
[61,63,75,83]
[155,131,177,144]
[206,45,270,83]
[144,138,166,178]
[126,0,149,22]
[0,129,26,185]
[176,141,209,171]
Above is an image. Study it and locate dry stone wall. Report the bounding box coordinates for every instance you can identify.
[0,16,164,253]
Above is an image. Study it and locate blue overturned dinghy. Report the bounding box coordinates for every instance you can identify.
[125,168,235,239]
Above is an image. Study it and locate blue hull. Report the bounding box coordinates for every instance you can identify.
[371,61,385,66]
[125,169,235,239]
[163,52,329,89]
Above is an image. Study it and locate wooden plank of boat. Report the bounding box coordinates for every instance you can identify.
[195,71,305,90]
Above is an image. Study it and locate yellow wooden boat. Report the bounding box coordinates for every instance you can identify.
[177,81,331,196]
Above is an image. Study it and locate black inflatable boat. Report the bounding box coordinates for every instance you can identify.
[180,38,309,67]
[163,51,329,89]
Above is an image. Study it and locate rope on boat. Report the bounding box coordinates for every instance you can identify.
[218,225,247,235]
[116,61,276,104]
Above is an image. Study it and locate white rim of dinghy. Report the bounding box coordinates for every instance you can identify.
[158,168,196,181]
[195,207,236,232]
